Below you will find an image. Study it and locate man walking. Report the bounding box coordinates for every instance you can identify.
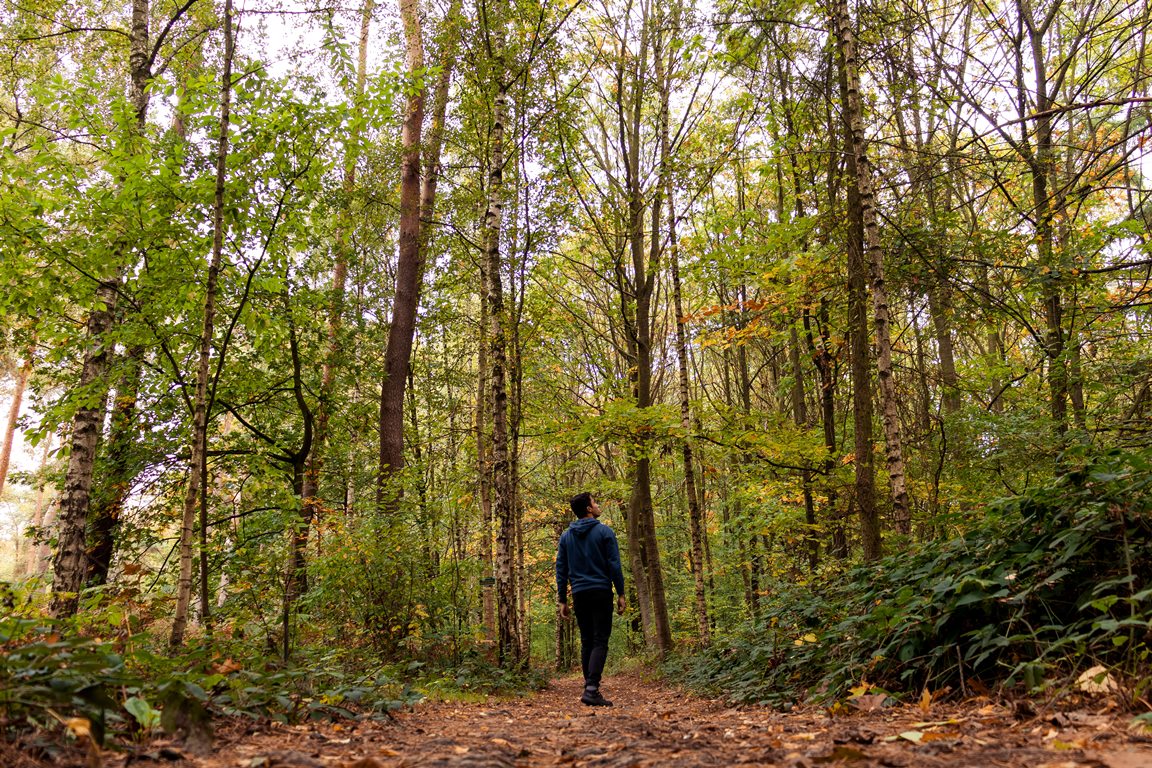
[556,492,627,706]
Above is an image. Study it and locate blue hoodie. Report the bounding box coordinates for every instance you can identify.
[556,517,625,602]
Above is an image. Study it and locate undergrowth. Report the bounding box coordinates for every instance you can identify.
[673,446,1152,707]
[0,614,540,750]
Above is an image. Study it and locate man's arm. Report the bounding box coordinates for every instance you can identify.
[605,530,627,615]
[605,529,625,597]
[556,533,572,619]
[555,532,569,604]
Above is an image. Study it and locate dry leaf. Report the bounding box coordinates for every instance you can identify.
[919,688,933,715]
[849,694,890,711]
[1078,665,1118,694]
[813,746,869,763]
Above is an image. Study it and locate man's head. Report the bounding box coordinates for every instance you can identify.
[570,492,600,518]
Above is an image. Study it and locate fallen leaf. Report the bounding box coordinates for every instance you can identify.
[899,731,924,743]
[813,745,869,763]
[1052,738,1088,750]
[849,694,890,711]
[1078,665,1118,694]
[919,688,933,715]
[921,732,961,742]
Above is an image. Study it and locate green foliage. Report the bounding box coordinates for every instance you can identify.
[0,615,417,746]
[673,447,1152,705]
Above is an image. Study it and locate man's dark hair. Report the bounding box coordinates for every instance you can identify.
[570,492,593,518]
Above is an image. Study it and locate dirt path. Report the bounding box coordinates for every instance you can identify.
[94,674,1152,767]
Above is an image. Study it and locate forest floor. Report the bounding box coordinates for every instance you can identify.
[12,673,1152,768]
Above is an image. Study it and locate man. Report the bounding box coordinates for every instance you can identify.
[556,492,627,706]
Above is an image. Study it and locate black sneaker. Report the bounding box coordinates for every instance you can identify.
[580,689,613,706]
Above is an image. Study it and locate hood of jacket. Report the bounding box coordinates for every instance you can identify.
[567,517,601,537]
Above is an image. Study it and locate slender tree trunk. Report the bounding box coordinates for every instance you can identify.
[171,0,234,648]
[28,434,56,576]
[298,0,373,591]
[510,172,530,662]
[378,0,428,509]
[834,2,879,560]
[835,0,910,538]
[477,295,495,641]
[0,350,31,498]
[803,303,844,558]
[664,122,709,646]
[624,19,672,656]
[478,2,522,663]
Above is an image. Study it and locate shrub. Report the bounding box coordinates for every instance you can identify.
[674,446,1152,705]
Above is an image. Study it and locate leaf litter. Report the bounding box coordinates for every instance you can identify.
[19,673,1152,768]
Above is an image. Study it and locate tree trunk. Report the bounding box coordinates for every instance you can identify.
[378,0,427,509]
[664,127,709,647]
[834,2,880,560]
[171,0,234,648]
[0,350,31,498]
[299,0,373,589]
[51,0,153,618]
[803,303,844,558]
[478,3,522,663]
[86,347,143,587]
[835,0,910,538]
[624,19,672,656]
[26,434,55,576]
[476,294,495,641]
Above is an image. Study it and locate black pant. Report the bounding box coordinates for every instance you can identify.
[572,588,614,689]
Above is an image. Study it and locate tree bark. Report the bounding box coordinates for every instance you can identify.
[52,0,153,617]
[86,346,143,587]
[171,0,234,647]
[378,0,427,509]
[834,0,880,559]
[485,80,521,667]
[835,0,910,538]
[664,115,710,647]
[299,0,374,590]
[0,350,31,499]
[622,17,672,656]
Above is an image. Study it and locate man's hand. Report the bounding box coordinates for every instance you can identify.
[616,595,627,616]
[558,602,571,620]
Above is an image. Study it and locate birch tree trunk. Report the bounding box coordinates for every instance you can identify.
[52,0,153,617]
[835,0,909,545]
[484,79,522,667]
[170,0,234,647]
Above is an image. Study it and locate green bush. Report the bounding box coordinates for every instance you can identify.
[0,617,418,746]
[674,446,1152,705]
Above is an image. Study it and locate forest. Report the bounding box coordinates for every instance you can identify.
[1,0,1151,759]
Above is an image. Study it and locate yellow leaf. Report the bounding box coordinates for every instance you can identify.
[65,718,92,740]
